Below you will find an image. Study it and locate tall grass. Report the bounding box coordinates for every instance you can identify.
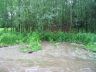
[0,32,24,46]
[26,32,41,52]
[42,32,96,52]
[42,32,96,44]
[0,30,96,52]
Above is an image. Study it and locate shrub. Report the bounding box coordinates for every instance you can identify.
[27,32,41,52]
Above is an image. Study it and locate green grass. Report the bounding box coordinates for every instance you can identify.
[0,28,4,31]
[26,32,41,52]
[0,32,24,46]
[85,43,96,52]
[42,32,96,44]
[19,32,42,52]
[0,29,96,52]
[42,32,96,52]
[0,29,42,52]
[0,28,24,46]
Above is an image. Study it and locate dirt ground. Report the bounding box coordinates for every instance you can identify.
[0,42,96,72]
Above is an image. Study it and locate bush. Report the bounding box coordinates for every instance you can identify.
[27,32,41,52]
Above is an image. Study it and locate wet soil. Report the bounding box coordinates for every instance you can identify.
[0,42,96,72]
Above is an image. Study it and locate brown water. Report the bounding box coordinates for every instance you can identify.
[0,42,96,72]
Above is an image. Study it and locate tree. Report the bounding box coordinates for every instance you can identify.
[0,0,96,33]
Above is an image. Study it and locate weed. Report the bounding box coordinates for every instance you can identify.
[85,43,96,52]
[27,32,41,52]
[0,32,24,46]
[0,31,96,52]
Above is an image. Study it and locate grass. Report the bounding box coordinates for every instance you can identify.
[0,28,96,52]
[85,43,96,52]
[26,32,41,52]
[0,28,42,52]
[0,28,4,31]
[0,32,24,46]
[20,32,41,52]
[42,32,96,52]
[42,32,96,44]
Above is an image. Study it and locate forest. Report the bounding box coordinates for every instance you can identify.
[0,0,96,72]
[0,0,96,52]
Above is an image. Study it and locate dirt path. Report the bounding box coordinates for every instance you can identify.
[0,42,96,72]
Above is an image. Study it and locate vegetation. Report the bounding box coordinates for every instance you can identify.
[0,0,96,32]
[85,43,96,52]
[0,30,24,46]
[0,0,96,52]
[42,32,96,52]
[42,32,96,44]
[0,29,96,52]
[26,32,41,52]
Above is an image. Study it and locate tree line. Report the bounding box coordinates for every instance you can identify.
[0,0,96,33]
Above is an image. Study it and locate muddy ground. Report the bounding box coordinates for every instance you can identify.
[0,42,96,72]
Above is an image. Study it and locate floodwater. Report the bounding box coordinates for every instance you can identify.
[0,42,96,72]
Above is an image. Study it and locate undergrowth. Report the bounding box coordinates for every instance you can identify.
[42,32,96,44]
[0,31,96,52]
[0,32,24,46]
[26,32,41,52]
[42,32,96,52]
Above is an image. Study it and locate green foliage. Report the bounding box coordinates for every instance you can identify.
[0,31,42,52]
[85,43,96,52]
[0,32,24,46]
[27,32,41,52]
[0,0,96,32]
[0,0,96,52]
[42,32,96,52]
[0,30,96,52]
[42,32,96,44]
[74,33,96,44]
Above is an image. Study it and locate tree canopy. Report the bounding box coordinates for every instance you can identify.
[0,0,96,32]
